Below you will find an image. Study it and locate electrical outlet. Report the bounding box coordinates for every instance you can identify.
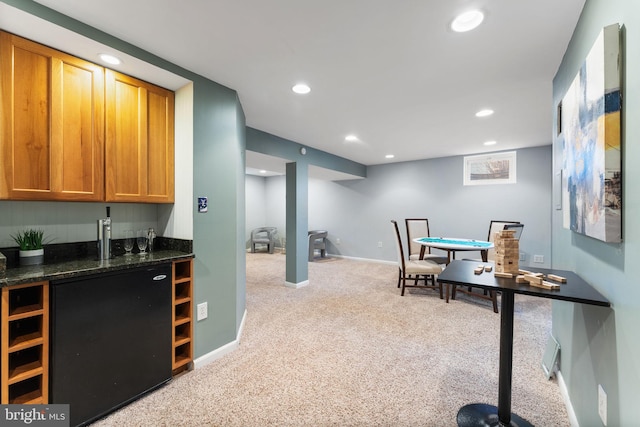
[598,384,607,425]
[336,238,341,245]
[519,252,526,262]
[378,241,383,248]
[197,302,208,321]
[533,254,544,263]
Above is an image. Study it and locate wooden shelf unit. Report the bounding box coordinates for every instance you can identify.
[1,281,49,404]
[172,259,193,375]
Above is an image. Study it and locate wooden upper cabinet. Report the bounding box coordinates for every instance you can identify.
[105,70,175,203]
[0,32,105,201]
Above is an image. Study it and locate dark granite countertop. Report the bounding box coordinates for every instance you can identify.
[1,250,194,287]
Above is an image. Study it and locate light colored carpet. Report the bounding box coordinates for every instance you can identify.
[93,253,569,426]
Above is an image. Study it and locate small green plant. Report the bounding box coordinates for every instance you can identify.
[11,229,45,251]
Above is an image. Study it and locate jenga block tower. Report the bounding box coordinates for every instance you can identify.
[494,229,519,275]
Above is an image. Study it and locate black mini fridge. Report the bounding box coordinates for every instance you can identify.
[50,264,173,427]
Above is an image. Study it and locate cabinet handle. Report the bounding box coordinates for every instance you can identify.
[152,275,167,281]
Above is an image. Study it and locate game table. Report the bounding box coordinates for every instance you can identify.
[413,237,493,264]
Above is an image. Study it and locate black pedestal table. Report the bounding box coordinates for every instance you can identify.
[437,260,610,427]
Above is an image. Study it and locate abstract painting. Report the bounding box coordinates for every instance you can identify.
[560,23,622,243]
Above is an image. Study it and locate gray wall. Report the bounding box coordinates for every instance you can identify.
[246,175,269,247]
[0,201,158,247]
[248,146,552,268]
[265,177,287,246]
[552,0,639,425]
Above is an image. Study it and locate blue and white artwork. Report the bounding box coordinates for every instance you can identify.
[561,24,621,243]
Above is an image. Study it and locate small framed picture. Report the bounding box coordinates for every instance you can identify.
[463,151,517,186]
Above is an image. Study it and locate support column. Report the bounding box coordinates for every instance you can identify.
[285,161,309,288]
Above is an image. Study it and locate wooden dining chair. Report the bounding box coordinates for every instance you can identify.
[391,220,444,298]
[451,275,499,313]
[404,218,449,264]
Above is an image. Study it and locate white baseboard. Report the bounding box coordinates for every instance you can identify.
[285,279,309,288]
[248,250,395,266]
[557,370,579,427]
[193,309,247,369]
[329,254,396,266]
[281,255,390,288]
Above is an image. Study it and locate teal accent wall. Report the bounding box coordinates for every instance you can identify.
[2,0,247,358]
[191,82,246,354]
[236,102,247,331]
[552,0,640,425]
[246,127,366,178]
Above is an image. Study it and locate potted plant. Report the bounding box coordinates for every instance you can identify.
[11,229,46,266]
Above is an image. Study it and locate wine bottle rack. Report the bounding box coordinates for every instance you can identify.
[172,259,193,375]
[1,281,49,404]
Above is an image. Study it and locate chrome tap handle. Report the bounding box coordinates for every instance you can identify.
[147,228,156,252]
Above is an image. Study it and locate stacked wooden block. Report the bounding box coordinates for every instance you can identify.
[494,229,519,275]
[516,270,565,289]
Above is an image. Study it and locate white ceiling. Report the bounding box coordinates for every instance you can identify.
[7,1,584,176]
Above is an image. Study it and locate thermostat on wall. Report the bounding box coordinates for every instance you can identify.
[198,197,208,213]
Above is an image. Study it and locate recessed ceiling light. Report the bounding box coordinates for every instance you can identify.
[483,140,497,146]
[385,154,395,159]
[259,170,267,174]
[345,135,359,142]
[99,53,121,65]
[476,109,494,117]
[292,83,311,94]
[451,10,484,32]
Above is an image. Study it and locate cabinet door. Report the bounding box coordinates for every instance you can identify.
[0,32,105,201]
[105,70,174,203]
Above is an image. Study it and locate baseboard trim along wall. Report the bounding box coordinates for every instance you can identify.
[193,309,247,369]
[285,280,309,289]
[557,370,579,427]
[329,254,396,266]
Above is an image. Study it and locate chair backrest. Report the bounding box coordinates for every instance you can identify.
[251,227,277,239]
[504,223,524,240]
[391,220,407,271]
[308,230,328,240]
[405,218,432,257]
[308,230,328,249]
[486,220,520,261]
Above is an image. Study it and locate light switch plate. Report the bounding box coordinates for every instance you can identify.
[598,384,607,425]
[197,302,208,321]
